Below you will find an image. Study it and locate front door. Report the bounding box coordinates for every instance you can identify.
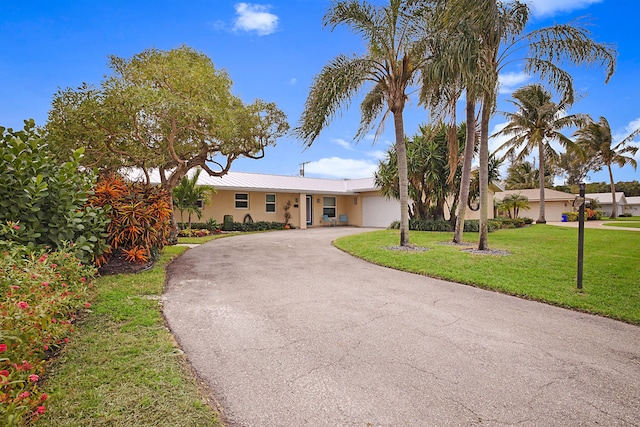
[306,195,313,225]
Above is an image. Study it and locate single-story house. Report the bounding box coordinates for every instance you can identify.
[162,170,495,229]
[585,192,627,217]
[625,196,640,216]
[494,188,581,222]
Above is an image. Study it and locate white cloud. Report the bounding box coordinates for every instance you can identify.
[209,20,227,32]
[331,138,354,151]
[366,150,387,161]
[233,3,278,36]
[305,157,378,179]
[524,0,603,17]
[498,71,531,95]
[289,78,297,85]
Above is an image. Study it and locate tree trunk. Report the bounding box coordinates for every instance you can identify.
[608,164,617,219]
[537,141,547,224]
[478,95,491,250]
[453,98,476,243]
[393,109,410,246]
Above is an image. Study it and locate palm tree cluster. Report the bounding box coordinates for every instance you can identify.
[296,0,616,249]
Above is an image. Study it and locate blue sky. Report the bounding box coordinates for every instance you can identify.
[1,0,638,185]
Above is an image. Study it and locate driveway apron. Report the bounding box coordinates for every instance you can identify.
[163,228,640,427]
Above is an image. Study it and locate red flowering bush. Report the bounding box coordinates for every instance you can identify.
[1,230,95,425]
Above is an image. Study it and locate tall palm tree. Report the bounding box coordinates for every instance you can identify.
[504,160,553,190]
[439,0,616,248]
[573,116,639,218]
[295,0,435,246]
[493,84,586,223]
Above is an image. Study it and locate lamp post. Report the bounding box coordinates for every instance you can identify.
[577,182,586,290]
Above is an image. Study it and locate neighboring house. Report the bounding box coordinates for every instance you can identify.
[585,192,627,217]
[494,188,580,222]
[623,196,640,216]
[147,170,493,229]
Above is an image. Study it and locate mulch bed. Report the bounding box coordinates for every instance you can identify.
[97,250,155,276]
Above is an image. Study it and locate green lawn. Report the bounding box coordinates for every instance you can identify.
[602,221,640,228]
[334,225,640,325]
[37,246,221,426]
[602,216,640,221]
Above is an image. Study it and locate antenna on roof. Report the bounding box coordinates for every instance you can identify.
[299,161,310,177]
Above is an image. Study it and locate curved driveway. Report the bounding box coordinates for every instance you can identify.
[163,228,640,427]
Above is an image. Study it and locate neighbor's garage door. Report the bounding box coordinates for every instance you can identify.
[362,196,400,228]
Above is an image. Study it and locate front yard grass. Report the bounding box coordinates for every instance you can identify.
[334,225,640,325]
[36,246,220,426]
[603,221,640,228]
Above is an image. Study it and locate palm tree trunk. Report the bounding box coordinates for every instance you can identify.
[453,98,476,243]
[608,164,618,219]
[478,95,490,250]
[537,141,547,224]
[393,109,410,246]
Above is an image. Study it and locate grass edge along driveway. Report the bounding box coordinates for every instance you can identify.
[334,225,639,325]
[36,246,221,427]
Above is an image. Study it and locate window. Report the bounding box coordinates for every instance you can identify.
[266,194,276,213]
[196,199,204,209]
[235,193,249,209]
[323,196,336,218]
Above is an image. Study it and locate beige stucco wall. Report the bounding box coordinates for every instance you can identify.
[193,190,364,228]
[444,189,495,221]
[518,201,571,222]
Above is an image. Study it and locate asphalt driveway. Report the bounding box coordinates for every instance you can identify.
[163,228,640,426]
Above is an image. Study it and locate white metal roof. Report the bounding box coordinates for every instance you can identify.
[626,196,640,205]
[585,192,627,204]
[494,188,579,202]
[135,169,378,195]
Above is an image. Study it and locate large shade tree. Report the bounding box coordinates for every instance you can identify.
[493,84,586,223]
[295,0,436,246]
[439,0,616,248]
[47,46,289,234]
[573,116,639,218]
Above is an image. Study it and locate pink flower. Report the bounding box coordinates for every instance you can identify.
[0,344,6,353]
[29,374,39,382]
[41,282,49,287]
[19,391,30,399]
[0,370,9,377]
[81,277,87,283]
[12,225,19,230]
[84,302,91,308]
[44,345,49,351]
[40,393,48,401]
[50,264,57,268]
[51,318,57,323]
[35,406,46,415]
[17,301,29,309]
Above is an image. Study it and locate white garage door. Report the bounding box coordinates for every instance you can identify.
[362,196,401,228]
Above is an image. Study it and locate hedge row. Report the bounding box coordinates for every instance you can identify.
[388,217,533,232]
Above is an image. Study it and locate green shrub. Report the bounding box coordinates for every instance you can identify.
[231,221,286,232]
[0,238,96,425]
[562,212,579,222]
[178,228,211,237]
[0,121,109,264]
[178,219,219,231]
